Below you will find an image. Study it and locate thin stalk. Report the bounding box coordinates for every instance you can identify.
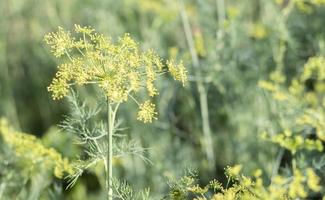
[179,0,215,167]
[216,0,225,46]
[271,148,284,181]
[216,0,225,33]
[0,182,5,199]
[105,102,119,200]
[0,0,20,129]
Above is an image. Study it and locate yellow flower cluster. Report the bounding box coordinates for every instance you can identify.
[194,31,207,57]
[44,26,75,58]
[137,100,157,123]
[0,118,74,178]
[258,56,325,156]
[262,129,323,154]
[167,60,188,86]
[170,163,323,200]
[225,164,242,179]
[252,56,325,199]
[249,23,268,39]
[226,166,321,200]
[287,168,322,198]
[306,168,322,192]
[302,56,325,81]
[297,109,325,141]
[45,25,187,123]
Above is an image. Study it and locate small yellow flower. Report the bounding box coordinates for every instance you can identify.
[272,91,288,101]
[194,31,206,57]
[258,80,276,92]
[227,6,240,19]
[44,27,74,58]
[167,60,188,86]
[253,169,262,177]
[249,23,267,39]
[226,164,242,178]
[187,184,209,194]
[306,168,321,192]
[137,101,157,123]
[270,70,286,83]
[47,78,70,100]
[289,169,307,198]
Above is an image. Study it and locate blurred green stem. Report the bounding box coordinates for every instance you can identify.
[0,0,20,129]
[216,0,225,44]
[216,0,225,32]
[105,102,119,200]
[179,0,215,168]
[0,183,5,199]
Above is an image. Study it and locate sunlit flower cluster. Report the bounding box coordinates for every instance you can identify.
[169,165,323,200]
[225,164,242,179]
[0,118,73,178]
[261,129,323,154]
[45,25,187,123]
[258,56,325,156]
[167,60,187,86]
[137,100,157,123]
[256,57,325,199]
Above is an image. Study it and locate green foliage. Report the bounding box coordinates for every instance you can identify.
[0,119,72,199]
[0,119,73,179]
[112,178,151,200]
[169,165,323,200]
[44,24,187,199]
[1,0,325,199]
[59,92,150,188]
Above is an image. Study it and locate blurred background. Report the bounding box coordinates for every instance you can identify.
[0,0,325,199]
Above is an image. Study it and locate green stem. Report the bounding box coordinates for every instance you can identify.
[106,102,119,200]
[216,0,225,30]
[179,0,215,168]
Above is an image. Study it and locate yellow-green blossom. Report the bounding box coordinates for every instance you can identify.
[249,23,267,39]
[289,169,307,198]
[137,100,157,123]
[226,164,242,178]
[0,118,74,178]
[167,60,188,86]
[44,26,74,58]
[45,25,187,123]
[306,168,321,192]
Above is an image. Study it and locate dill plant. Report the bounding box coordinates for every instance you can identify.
[44,25,187,199]
[168,164,323,200]
[0,118,73,199]
[257,56,325,199]
[168,56,325,200]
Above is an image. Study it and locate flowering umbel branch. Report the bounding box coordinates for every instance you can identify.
[45,25,187,123]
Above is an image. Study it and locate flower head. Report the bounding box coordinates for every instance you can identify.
[137,100,157,123]
[45,25,187,123]
[167,60,188,86]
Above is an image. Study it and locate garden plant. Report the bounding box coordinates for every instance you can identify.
[0,0,325,199]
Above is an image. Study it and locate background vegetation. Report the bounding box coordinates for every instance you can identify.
[0,0,325,199]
